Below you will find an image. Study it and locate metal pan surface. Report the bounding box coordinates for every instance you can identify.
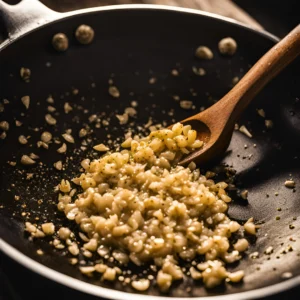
[0,1,299,299]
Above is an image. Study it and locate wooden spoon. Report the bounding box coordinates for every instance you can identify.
[179,24,300,166]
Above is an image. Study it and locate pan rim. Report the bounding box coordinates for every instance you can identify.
[0,3,279,51]
[1,239,300,299]
[1,3,298,299]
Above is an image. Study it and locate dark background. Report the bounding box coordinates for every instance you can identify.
[0,0,299,299]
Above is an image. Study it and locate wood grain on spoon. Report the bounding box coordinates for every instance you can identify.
[179,24,300,166]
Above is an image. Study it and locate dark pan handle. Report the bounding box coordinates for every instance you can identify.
[0,0,60,42]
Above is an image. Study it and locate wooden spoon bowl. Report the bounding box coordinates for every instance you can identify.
[179,24,300,166]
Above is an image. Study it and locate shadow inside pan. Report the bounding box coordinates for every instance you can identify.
[0,7,299,298]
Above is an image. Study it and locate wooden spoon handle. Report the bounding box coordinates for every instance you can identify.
[209,24,300,127]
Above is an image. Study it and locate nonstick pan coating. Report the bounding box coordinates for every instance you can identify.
[0,4,299,299]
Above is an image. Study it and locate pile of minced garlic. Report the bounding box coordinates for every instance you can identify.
[26,123,257,292]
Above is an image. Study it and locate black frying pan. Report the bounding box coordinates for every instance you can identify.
[0,1,299,299]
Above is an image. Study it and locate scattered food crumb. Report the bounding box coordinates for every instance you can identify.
[264,246,274,255]
[37,249,44,255]
[131,279,150,291]
[281,272,293,279]
[72,88,79,95]
[20,67,31,82]
[244,217,256,235]
[195,46,213,60]
[29,153,39,160]
[232,76,239,85]
[46,95,54,104]
[62,133,75,144]
[75,24,94,44]
[52,33,69,52]
[239,125,252,138]
[37,141,49,149]
[192,67,206,76]
[79,128,88,138]
[21,96,30,109]
[57,143,67,154]
[250,252,259,259]
[257,108,266,118]
[93,144,109,152]
[20,155,36,165]
[171,69,179,76]
[180,100,193,110]
[41,132,52,143]
[54,161,63,170]
[18,135,28,145]
[218,37,237,56]
[284,180,295,188]
[116,113,129,125]
[240,190,248,200]
[149,77,157,84]
[45,114,57,125]
[41,222,55,235]
[265,120,273,129]
[108,86,120,98]
[0,121,9,131]
[64,102,73,114]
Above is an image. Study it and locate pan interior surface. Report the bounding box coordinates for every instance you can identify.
[0,7,299,298]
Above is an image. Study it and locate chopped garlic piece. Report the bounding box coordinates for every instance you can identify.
[93,144,109,152]
[239,125,252,138]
